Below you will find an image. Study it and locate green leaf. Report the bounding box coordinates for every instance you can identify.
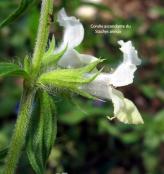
[0,62,29,78]
[0,0,36,28]
[116,98,144,124]
[26,91,57,174]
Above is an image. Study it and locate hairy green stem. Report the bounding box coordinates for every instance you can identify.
[32,0,53,73]
[4,88,35,174]
[4,0,54,173]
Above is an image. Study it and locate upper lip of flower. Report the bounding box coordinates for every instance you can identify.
[53,8,98,69]
[54,8,84,54]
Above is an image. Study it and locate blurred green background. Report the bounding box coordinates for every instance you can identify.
[0,0,164,173]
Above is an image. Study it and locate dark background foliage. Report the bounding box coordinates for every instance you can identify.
[0,0,164,173]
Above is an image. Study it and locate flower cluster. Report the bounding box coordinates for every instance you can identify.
[39,8,144,124]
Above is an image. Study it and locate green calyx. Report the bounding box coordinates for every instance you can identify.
[41,37,68,66]
[37,59,103,94]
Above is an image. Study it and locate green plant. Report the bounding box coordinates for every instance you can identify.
[0,0,144,173]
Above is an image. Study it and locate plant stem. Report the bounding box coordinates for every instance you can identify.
[4,0,53,173]
[4,88,35,174]
[32,0,53,74]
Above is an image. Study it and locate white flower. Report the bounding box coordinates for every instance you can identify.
[54,8,98,68]
[81,41,144,124]
[51,8,143,124]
